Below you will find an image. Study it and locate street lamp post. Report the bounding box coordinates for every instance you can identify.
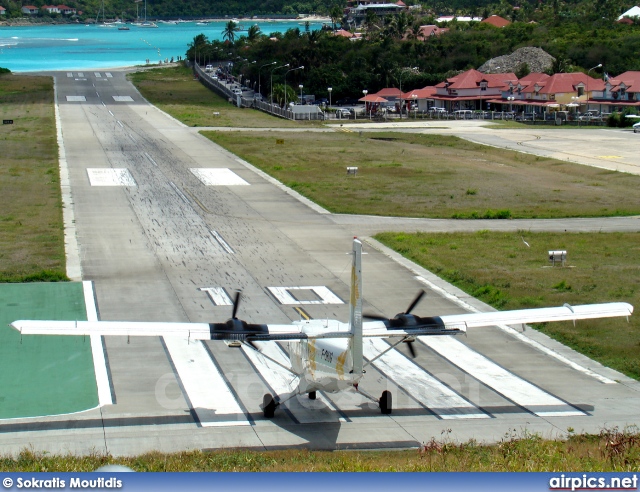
[586,63,602,114]
[270,63,289,108]
[299,84,303,103]
[259,61,277,99]
[412,94,418,119]
[362,89,368,118]
[284,65,304,110]
[328,87,332,108]
[399,66,417,120]
[507,96,515,113]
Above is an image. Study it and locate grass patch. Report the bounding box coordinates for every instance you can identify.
[199,130,640,219]
[2,427,639,470]
[0,74,67,282]
[128,65,320,129]
[375,231,640,380]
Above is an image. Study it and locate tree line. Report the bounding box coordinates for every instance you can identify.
[187,10,640,104]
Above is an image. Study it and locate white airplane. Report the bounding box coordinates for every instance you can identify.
[10,238,634,418]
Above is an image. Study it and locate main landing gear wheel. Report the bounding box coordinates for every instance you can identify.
[308,391,317,400]
[379,390,392,415]
[263,394,277,418]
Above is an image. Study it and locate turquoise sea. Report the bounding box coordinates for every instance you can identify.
[0,20,324,72]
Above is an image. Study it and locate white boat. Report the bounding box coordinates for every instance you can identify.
[136,0,157,28]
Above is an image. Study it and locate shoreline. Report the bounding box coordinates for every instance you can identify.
[0,16,331,28]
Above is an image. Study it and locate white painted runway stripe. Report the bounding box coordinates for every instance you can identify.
[364,338,488,419]
[143,152,157,166]
[169,181,190,204]
[420,336,585,417]
[268,286,343,305]
[199,287,233,306]
[210,230,235,254]
[242,342,346,423]
[106,72,113,78]
[67,72,73,78]
[163,338,249,427]
[82,281,113,406]
[414,275,616,384]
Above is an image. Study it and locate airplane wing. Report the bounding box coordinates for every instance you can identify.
[10,302,633,341]
[361,302,634,337]
[9,320,306,340]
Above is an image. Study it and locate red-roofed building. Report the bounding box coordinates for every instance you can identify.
[402,86,437,112]
[415,25,449,40]
[334,29,353,38]
[593,71,640,111]
[21,5,39,14]
[486,72,604,114]
[0,6,6,15]
[433,69,518,110]
[57,5,77,14]
[481,15,511,28]
[42,5,60,14]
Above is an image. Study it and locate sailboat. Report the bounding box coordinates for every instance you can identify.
[138,0,158,28]
[96,0,115,27]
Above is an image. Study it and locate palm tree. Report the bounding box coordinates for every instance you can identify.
[247,24,261,43]
[223,21,239,43]
[330,5,343,31]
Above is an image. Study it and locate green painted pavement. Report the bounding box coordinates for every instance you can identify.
[0,282,99,419]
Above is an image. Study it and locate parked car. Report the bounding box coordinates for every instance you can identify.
[633,121,640,133]
[336,108,352,118]
[205,64,213,73]
[232,88,242,95]
[429,107,447,113]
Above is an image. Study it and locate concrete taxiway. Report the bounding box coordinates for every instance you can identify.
[0,69,638,456]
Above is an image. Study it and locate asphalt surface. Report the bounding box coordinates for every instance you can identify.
[1,69,638,457]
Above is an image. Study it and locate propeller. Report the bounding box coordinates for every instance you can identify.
[231,290,241,319]
[363,290,427,358]
[209,290,268,345]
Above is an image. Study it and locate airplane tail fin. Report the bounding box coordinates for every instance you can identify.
[350,238,363,378]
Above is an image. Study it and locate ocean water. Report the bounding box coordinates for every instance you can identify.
[0,20,324,72]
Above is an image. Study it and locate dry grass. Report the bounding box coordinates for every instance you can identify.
[0,73,66,282]
[375,230,640,379]
[2,427,638,471]
[202,130,640,219]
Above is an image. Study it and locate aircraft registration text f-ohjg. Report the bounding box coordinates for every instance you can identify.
[10,238,634,417]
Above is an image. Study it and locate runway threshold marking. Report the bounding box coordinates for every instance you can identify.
[163,337,250,427]
[242,342,347,423]
[199,287,233,306]
[364,338,488,419]
[421,336,585,417]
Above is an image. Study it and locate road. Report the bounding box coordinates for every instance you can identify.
[1,70,638,457]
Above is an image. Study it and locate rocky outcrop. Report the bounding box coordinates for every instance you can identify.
[478,47,555,74]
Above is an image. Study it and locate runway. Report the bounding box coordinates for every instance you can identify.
[1,70,638,456]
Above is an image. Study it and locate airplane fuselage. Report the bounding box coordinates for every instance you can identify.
[288,320,359,394]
